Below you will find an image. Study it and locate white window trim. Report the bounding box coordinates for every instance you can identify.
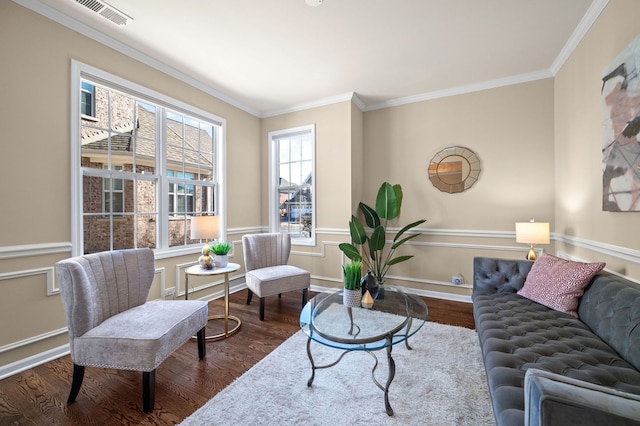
[268,124,316,246]
[70,60,227,258]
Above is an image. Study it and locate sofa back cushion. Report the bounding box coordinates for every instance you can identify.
[579,273,640,371]
[473,257,534,295]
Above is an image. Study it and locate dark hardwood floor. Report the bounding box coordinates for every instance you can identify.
[0,290,474,425]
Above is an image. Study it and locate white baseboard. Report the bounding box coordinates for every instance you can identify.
[0,344,70,380]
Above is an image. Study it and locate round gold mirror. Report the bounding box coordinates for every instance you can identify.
[428,146,481,193]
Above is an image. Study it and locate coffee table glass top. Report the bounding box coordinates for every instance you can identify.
[300,286,428,351]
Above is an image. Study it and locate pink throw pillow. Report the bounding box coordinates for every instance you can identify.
[517,253,605,317]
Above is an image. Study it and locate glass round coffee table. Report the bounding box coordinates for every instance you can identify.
[299,286,428,416]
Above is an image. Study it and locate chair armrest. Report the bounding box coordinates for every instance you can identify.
[524,369,640,426]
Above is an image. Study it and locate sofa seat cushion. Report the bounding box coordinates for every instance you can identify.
[474,291,640,426]
[245,265,310,298]
[73,299,208,371]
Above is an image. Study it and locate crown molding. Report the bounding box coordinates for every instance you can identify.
[350,92,366,112]
[14,0,608,117]
[549,0,610,75]
[12,0,261,117]
[364,70,553,111]
[260,92,360,118]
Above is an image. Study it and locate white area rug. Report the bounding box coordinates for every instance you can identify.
[179,321,494,426]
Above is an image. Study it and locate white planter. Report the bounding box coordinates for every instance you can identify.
[342,288,361,308]
[213,254,229,268]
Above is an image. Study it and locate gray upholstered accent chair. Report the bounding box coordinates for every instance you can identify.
[55,248,208,413]
[242,233,310,321]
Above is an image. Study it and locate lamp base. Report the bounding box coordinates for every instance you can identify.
[526,245,538,261]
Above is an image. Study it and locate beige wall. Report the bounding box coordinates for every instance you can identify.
[361,80,555,290]
[554,0,640,278]
[2,0,640,376]
[261,101,355,283]
[0,2,260,369]
[364,81,555,229]
[261,101,354,230]
[350,101,365,212]
[256,79,555,295]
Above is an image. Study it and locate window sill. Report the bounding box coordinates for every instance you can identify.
[81,114,99,122]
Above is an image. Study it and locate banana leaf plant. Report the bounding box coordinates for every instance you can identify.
[339,182,426,284]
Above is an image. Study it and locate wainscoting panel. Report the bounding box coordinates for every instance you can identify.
[1,229,638,379]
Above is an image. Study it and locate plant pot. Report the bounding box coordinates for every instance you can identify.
[342,288,361,308]
[213,254,229,268]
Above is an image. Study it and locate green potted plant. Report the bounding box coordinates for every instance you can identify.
[210,241,232,268]
[339,182,426,289]
[342,260,362,307]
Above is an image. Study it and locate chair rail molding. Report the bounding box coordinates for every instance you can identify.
[554,233,640,265]
[0,242,71,259]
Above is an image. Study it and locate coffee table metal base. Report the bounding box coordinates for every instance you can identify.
[305,335,401,416]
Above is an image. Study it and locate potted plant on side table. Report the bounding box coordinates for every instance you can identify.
[342,260,362,308]
[339,182,426,298]
[210,241,232,268]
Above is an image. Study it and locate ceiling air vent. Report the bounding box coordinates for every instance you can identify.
[74,0,132,26]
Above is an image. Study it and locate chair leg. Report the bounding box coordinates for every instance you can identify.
[197,327,206,360]
[143,370,156,413]
[302,288,308,307]
[259,297,265,321]
[68,364,85,404]
[246,289,253,305]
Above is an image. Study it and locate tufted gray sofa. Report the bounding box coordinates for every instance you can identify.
[472,257,640,426]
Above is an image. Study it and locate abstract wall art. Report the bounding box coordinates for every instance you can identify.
[602,34,640,212]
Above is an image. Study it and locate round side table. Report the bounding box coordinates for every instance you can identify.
[185,262,241,341]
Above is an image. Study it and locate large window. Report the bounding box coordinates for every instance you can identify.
[269,125,315,245]
[71,61,225,256]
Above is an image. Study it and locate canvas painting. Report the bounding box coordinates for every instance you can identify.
[602,34,640,211]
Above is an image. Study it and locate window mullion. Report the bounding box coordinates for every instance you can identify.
[157,108,169,250]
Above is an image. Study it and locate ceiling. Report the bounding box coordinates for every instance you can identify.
[20,0,606,117]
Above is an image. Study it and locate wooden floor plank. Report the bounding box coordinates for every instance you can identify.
[0,289,474,425]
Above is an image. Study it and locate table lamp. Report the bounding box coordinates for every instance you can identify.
[515,219,549,261]
[190,215,220,269]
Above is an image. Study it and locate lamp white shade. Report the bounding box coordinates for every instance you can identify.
[515,221,550,244]
[190,215,220,241]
